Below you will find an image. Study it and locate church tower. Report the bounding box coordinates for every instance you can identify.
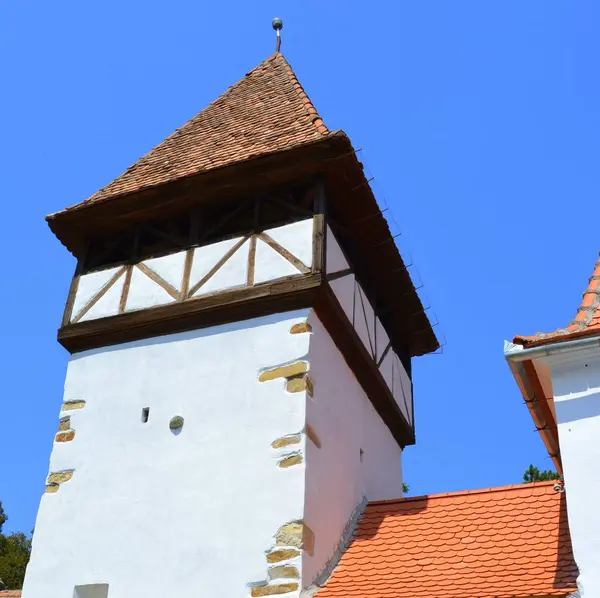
[23,50,438,598]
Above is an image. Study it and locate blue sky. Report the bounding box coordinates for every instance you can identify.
[2,1,599,534]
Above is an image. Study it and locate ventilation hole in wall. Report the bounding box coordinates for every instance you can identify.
[170,415,184,435]
[359,448,364,463]
[141,408,150,423]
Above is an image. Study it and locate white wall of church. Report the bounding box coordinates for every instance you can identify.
[23,310,312,598]
[302,313,404,587]
[546,349,600,598]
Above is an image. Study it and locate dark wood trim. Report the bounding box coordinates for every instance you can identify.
[58,273,322,354]
[357,285,375,358]
[258,233,310,273]
[264,195,314,218]
[72,267,127,324]
[62,261,83,327]
[313,180,326,274]
[119,265,134,313]
[247,235,257,286]
[326,268,352,282]
[315,283,415,448]
[180,249,194,299]
[188,236,248,297]
[136,263,180,300]
[377,341,393,367]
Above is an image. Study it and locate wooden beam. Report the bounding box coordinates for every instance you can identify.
[58,273,322,354]
[315,283,415,448]
[313,179,326,274]
[258,233,310,274]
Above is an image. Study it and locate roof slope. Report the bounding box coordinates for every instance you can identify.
[317,482,577,598]
[515,253,600,346]
[0,592,21,597]
[75,52,330,209]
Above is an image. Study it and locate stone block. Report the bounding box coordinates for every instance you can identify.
[268,565,299,580]
[272,434,301,449]
[47,471,73,485]
[286,375,307,394]
[266,549,300,563]
[289,323,312,335]
[61,400,86,412]
[276,522,304,548]
[278,453,303,469]
[259,362,307,383]
[250,583,298,597]
[58,417,71,432]
[45,484,59,494]
[55,431,75,443]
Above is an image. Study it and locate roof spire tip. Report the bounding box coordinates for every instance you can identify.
[272,17,283,53]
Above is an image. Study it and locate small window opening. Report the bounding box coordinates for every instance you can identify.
[359,448,364,462]
[141,408,150,423]
[74,584,109,598]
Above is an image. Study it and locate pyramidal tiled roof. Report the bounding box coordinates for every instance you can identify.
[317,482,578,598]
[79,52,332,208]
[515,253,600,347]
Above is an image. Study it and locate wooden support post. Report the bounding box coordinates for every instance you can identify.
[312,178,326,274]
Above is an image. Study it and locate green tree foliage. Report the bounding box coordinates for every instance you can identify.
[523,464,560,483]
[0,503,6,534]
[402,482,409,494]
[0,501,31,590]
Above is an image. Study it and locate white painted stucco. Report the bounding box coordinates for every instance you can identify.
[325,226,349,274]
[266,220,313,269]
[543,347,600,597]
[69,220,314,323]
[125,265,174,311]
[79,273,125,323]
[24,311,312,598]
[302,314,404,586]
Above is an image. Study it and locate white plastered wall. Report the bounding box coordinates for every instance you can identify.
[23,311,312,598]
[545,349,600,597]
[302,313,404,586]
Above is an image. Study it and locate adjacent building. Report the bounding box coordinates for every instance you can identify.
[507,256,600,597]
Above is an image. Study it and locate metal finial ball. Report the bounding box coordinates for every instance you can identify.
[272,17,283,31]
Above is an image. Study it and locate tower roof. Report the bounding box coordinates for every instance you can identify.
[47,51,439,357]
[514,253,600,346]
[76,53,333,209]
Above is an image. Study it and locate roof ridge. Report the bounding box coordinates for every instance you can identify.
[368,480,558,506]
[514,251,600,346]
[275,52,329,136]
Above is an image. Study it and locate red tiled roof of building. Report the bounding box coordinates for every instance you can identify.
[65,52,332,211]
[515,254,600,347]
[0,591,22,597]
[317,481,578,598]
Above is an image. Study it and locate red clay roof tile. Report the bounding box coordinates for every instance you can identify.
[0,592,22,597]
[515,253,600,346]
[65,52,332,211]
[317,482,577,598]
